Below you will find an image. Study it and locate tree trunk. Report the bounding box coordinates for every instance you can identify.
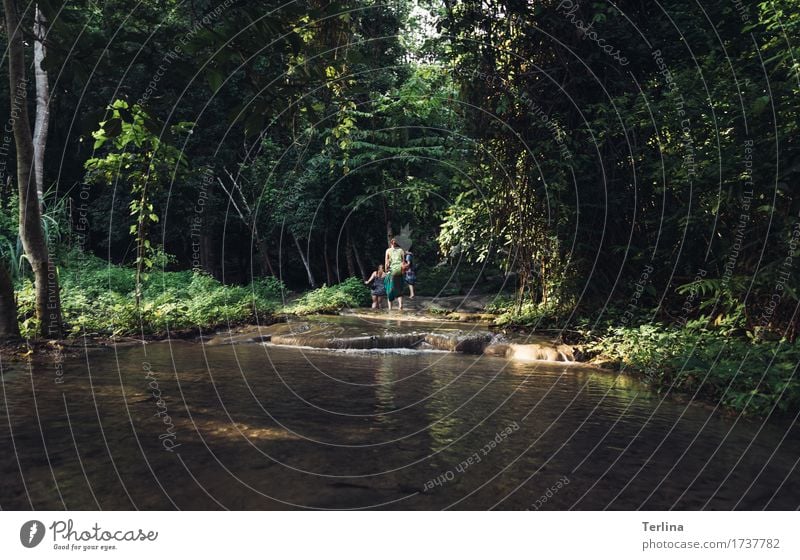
[0,261,19,338]
[199,229,219,279]
[352,239,367,279]
[134,189,147,307]
[292,234,316,288]
[323,233,335,285]
[4,0,63,338]
[345,232,356,278]
[540,258,547,306]
[515,273,526,314]
[33,3,50,210]
[382,196,392,244]
[254,234,275,277]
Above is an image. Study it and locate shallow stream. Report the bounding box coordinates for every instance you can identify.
[1,315,797,509]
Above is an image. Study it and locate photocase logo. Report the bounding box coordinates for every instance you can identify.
[20,520,45,548]
[394,224,414,251]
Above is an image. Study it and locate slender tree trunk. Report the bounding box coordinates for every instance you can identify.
[382,196,392,244]
[540,259,547,306]
[352,239,367,279]
[134,188,147,307]
[33,4,50,210]
[0,261,19,338]
[292,234,316,288]
[4,0,62,338]
[345,232,356,279]
[516,273,526,314]
[199,230,217,278]
[323,233,334,285]
[254,234,275,277]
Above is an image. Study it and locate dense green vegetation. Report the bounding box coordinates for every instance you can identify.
[1,0,798,415]
[285,277,370,315]
[586,323,800,417]
[12,253,374,336]
[15,253,283,336]
[489,302,799,417]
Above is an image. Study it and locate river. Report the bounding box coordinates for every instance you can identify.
[1,315,798,510]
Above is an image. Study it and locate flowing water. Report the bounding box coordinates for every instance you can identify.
[1,315,798,510]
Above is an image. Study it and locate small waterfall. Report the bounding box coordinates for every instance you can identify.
[204,322,305,346]
[270,332,425,350]
[245,317,580,362]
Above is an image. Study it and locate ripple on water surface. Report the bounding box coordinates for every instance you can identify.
[1,320,798,510]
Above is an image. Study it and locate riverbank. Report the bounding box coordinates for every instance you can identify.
[344,295,800,418]
[488,304,800,419]
[0,319,284,362]
[5,260,798,419]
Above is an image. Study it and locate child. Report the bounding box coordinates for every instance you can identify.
[403,250,416,298]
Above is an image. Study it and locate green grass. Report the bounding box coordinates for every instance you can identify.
[16,254,286,336]
[13,256,373,335]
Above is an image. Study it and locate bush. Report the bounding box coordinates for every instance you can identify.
[490,298,799,417]
[493,300,569,328]
[250,276,288,301]
[16,259,286,337]
[60,254,136,297]
[335,277,372,306]
[285,277,370,315]
[485,294,515,314]
[585,323,800,417]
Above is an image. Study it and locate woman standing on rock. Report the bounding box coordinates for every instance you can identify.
[384,238,405,311]
[365,265,387,309]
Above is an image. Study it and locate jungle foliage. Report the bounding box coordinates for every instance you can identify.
[1,1,799,414]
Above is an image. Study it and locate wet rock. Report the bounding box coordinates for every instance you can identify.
[205,323,298,346]
[483,343,510,357]
[423,333,494,354]
[207,316,581,364]
[505,343,576,362]
[270,333,425,350]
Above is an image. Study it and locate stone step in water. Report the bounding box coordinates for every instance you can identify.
[204,316,579,363]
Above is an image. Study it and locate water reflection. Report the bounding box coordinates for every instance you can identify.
[0,321,798,510]
[374,358,396,420]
